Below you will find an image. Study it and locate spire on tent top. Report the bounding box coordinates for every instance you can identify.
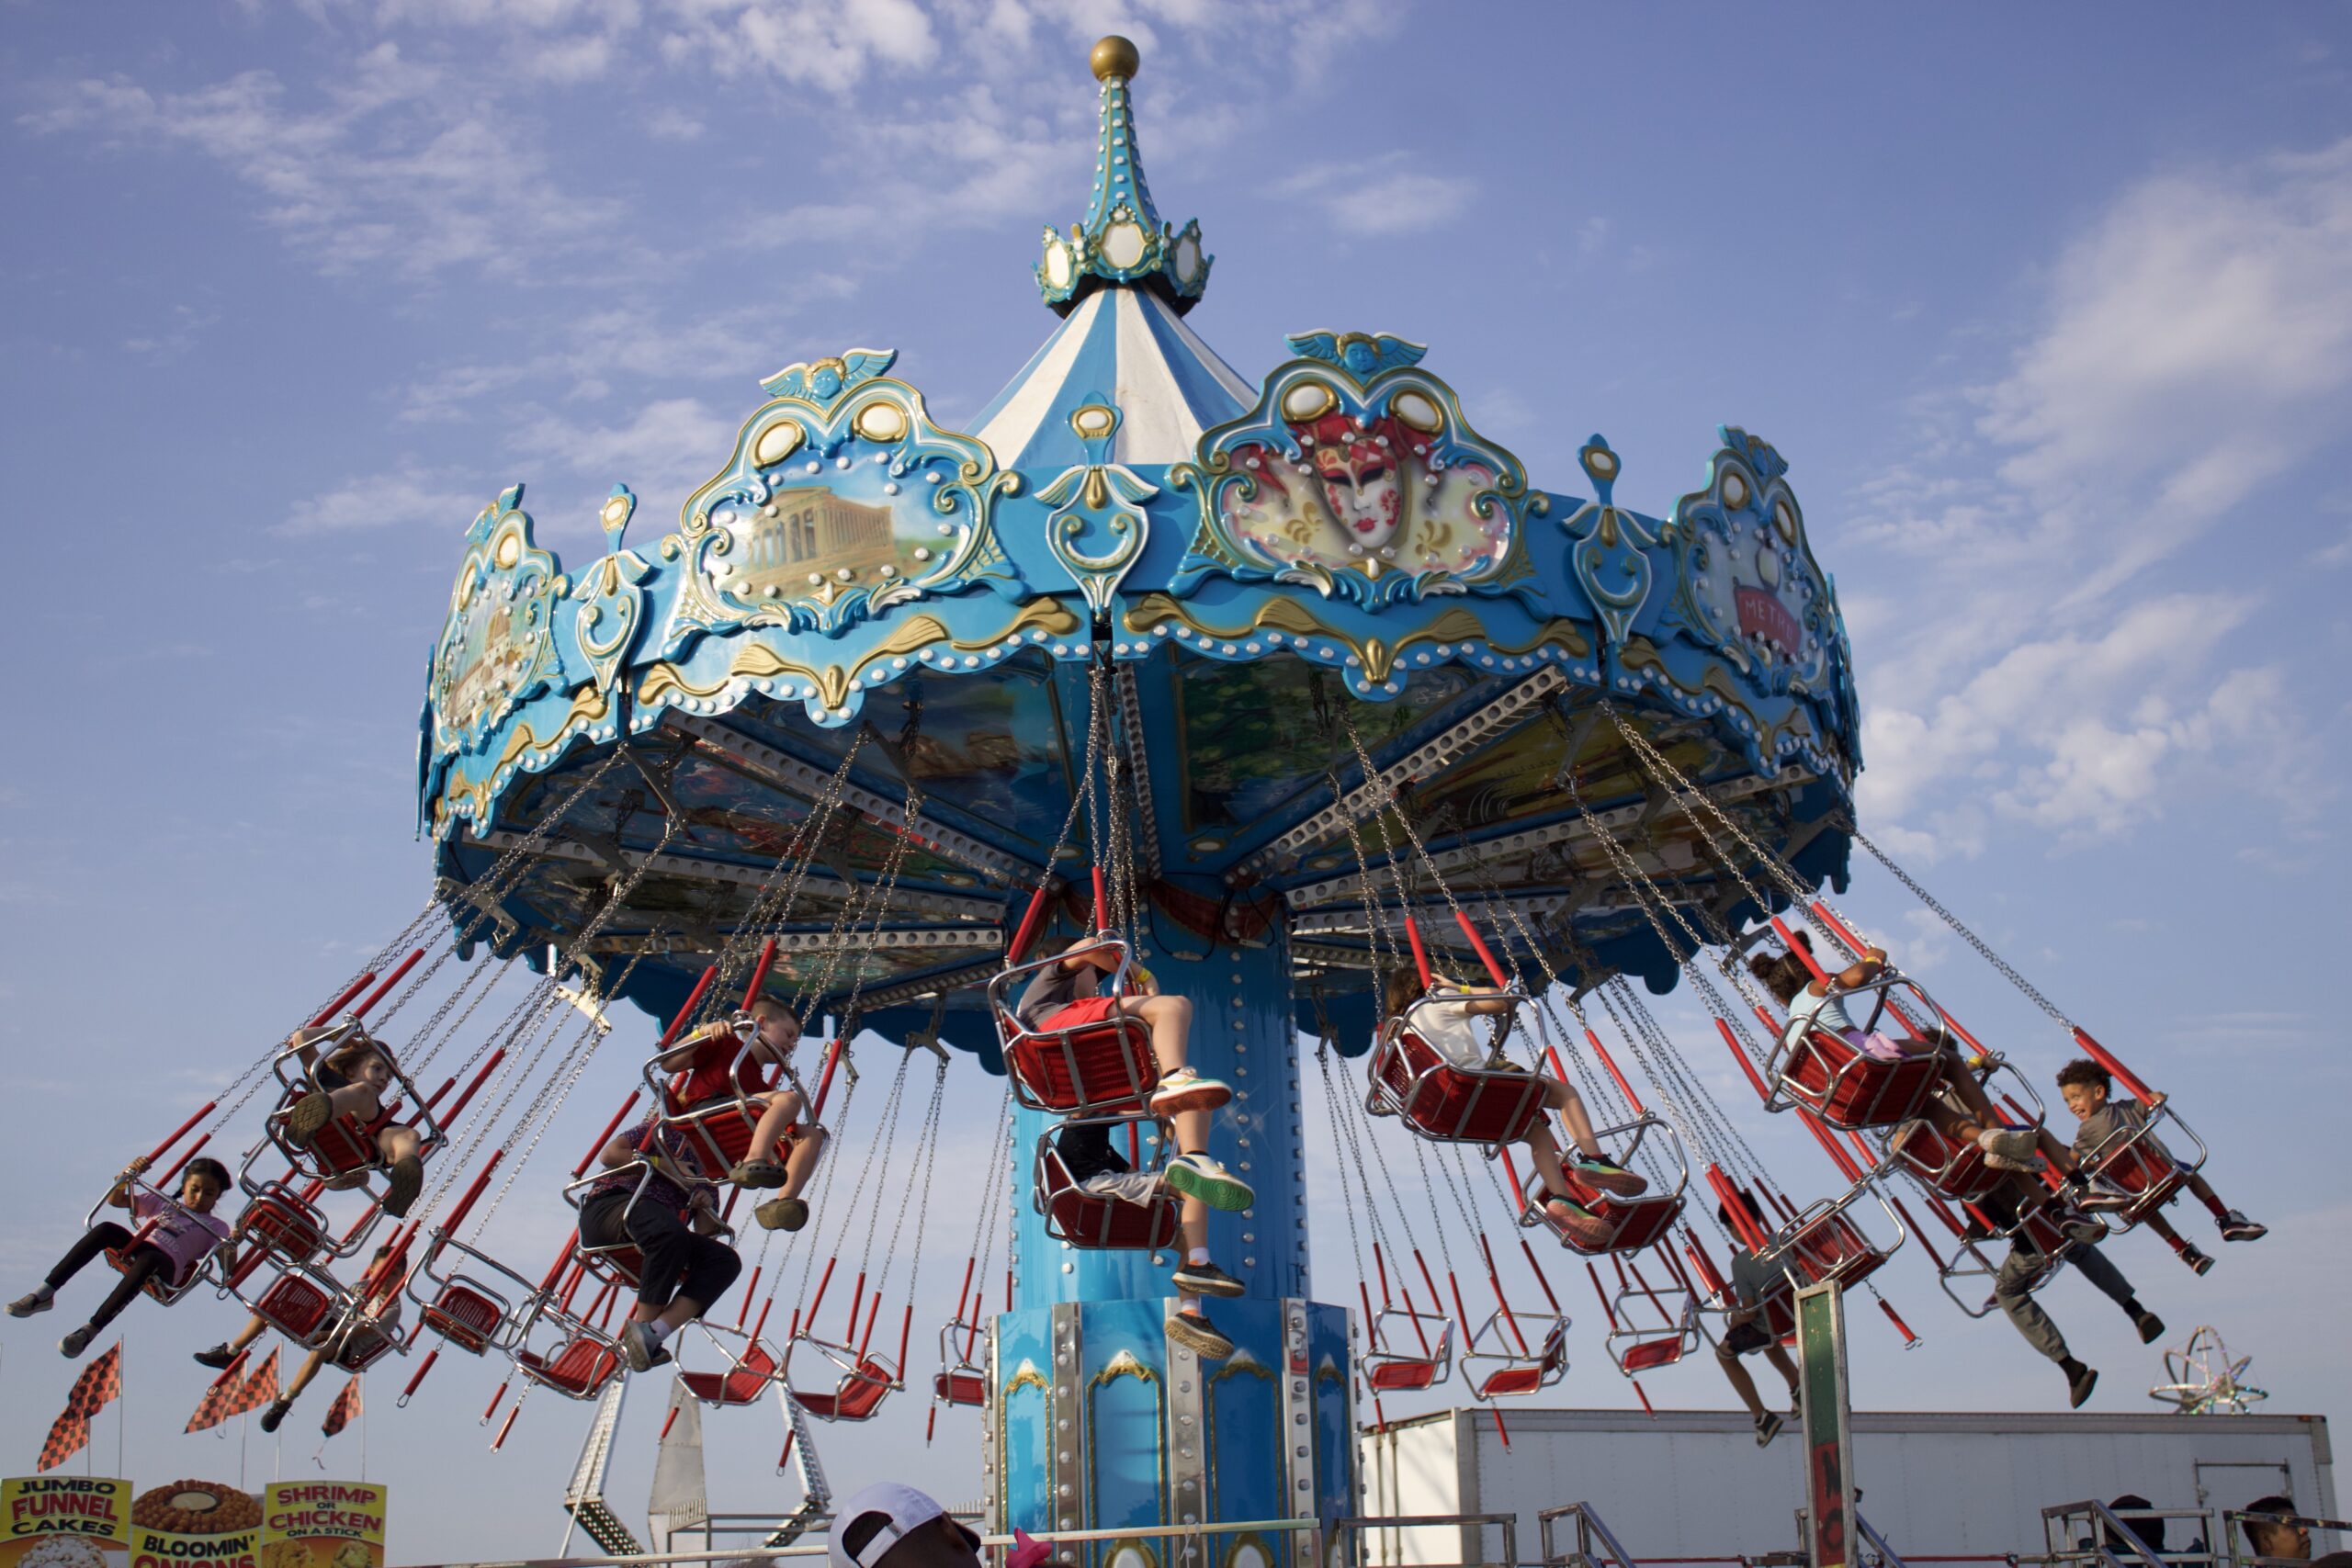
[1037,36,1212,318]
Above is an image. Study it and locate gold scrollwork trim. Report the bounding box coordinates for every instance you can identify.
[1085,1349,1166,1530]
[1125,593,1591,683]
[635,599,1084,716]
[435,684,611,831]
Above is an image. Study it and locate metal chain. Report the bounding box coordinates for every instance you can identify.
[1851,827,2074,1030]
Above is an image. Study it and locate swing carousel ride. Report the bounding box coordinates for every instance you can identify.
[91,33,2250,1558]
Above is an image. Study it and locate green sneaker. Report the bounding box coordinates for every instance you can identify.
[1164,1154,1253,1212]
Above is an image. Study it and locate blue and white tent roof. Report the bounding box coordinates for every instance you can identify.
[971,281,1256,470]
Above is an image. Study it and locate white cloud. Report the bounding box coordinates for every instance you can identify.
[1843,139,2352,853]
[1274,152,1474,238]
[278,468,482,536]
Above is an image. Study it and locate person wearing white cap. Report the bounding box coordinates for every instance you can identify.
[830,1483,986,1568]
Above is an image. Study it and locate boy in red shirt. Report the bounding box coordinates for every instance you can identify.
[657,997,828,1232]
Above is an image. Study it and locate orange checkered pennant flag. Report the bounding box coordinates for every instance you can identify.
[186,1349,252,1434]
[320,1376,362,1439]
[38,1341,123,1471]
[224,1348,280,1416]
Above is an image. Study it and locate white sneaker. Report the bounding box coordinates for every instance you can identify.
[1150,1068,1232,1115]
[1977,1128,2041,1172]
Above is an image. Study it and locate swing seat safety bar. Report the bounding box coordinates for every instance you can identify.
[85,1178,232,1307]
[1364,1309,1454,1392]
[1032,1115,1180,1251]
[1463,1309,1569,1401]
[785,1332,901,1423]
[1514,1113,1690,1257]
[1366,989,1548,1147]
[989,940,1161,1117]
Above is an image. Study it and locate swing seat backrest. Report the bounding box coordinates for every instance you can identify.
[1618,1335,1688,1373]
[1778,1028,1941,1131]
[254,1270,339,1347]
[1888,1119,2003,1201]
[1369,1026,1546,1145]
[331,1324,400,1374]
[1367,1359,1444,1392]
[1577,1192,1687,1257]
[679,1340,779,1406]
[422,1282,506,1354]
[1787,1214,1889,1293]
[517,1337,620,1398]
[1475,1322,1567,1398]
[1003,1019,1159,1118]
[1035,1149,1179,1250]
[795,1357,895,1421]
[934,1370,986,1406]
[239,1189,330,1264]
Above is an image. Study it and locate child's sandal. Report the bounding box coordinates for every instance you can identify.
[380,1155,424,1218]
[729,1158,788,1190]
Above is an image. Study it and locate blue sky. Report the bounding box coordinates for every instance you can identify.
[4,1,2349,1560]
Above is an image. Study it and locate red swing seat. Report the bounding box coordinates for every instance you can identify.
[1774,1028,1941,1131]
[328,1319,402,1374]
[1367,1026,1548,1145]
[515,1337,622,1399]
[252,1269,342,1348]
[101,1224,217,1306]
[1536,1190,1687,1257]
[1033,1134,1179,1250]
[989,943,1160,1117]
[678,1339,780,1406]
[2076,1108,2199,1228]
[1887,1118,2007,1201]
[237,1185,334,1265]
[1467,1315,1569,1400]
[788,1342,899,1422]
[421,1284,506,1353]
[1363,1306,1454,1393]
[1776,1213,1892,1296]
[933,1369,986,1406]
[1616,1334,1689,1373]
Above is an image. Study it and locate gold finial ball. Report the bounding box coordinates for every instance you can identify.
[1091,35,1139,82]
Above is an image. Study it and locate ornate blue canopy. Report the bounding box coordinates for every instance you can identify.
[415,38,1862,1054]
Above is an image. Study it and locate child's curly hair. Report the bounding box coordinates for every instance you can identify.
[2054,1057,2112,1094]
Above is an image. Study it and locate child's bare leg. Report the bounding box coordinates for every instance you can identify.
[745,1090,804,1166]
[1716,1343,1770,1419]
[284,1350,326,1404]
[230,1314,267,1353]
[378,1125,420,1165]
[2143,1210,2185,1249]
[1763,1344,1801,1402]
[1179,1198,1208,1255]
[1938,1066,2004,1129]
[2186,1172,2222,1207]
[1525,1122,1574,1199]
[1170,1105,1211,1155]
[1541,1078,1607,1161]
[1117,994,1193,1075]
[776,1127,828,1200]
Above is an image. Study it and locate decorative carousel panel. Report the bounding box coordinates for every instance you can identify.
[427,484,567,759]
[1171,333,1542,607]
[658,349,1023,652]
[1661,425,1838,700]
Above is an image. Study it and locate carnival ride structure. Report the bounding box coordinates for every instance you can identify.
[69,32,2263,1560]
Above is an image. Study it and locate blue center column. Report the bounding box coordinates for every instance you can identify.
[984,921,1356,1568]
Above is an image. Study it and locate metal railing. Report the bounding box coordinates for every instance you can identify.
[1538,1504,1638,1568]
[2042,1503,2225,1568]
[2222,1511,2348,1568]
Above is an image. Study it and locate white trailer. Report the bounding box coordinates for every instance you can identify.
[1358,1407,2338,1564]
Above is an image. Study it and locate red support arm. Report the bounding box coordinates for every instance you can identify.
[2070,1026,2158,1106]
[353,949,426,1021]
[653,965,720,1056]
[1585,1262,1622,1332]
[808,1035,849,1122]
[739,939,779,1009]
[401,1349,439,1404]
[1453,908,1510,989]
[1403,915,1433,989]
[481,1381,508,1426]
[1517,1238,1564,1313]
[440,1150,505,1235]
[574,1092,642,1178]
[1091,866,1108,931]
[1706,1165,1770,1252]
[439,1050,508,1127]
[1714,1018,1775,1102]
[1008,884,1054,966]
[144,1101,218,1168]
[1580,1031,1648,1116]
[158,1134,211,1188]
[308,974,377,1030]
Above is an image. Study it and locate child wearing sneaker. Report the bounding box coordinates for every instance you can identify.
[1050,1117,1248,1360]
[197,1244,406,1432]
[281,1025,426,1219]
[1381,969,1646,1251]
[1018,935,1253,1357]
[2056,1058,2265,1272]
[656,998,829,1233]
[11,1156,237,1357]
